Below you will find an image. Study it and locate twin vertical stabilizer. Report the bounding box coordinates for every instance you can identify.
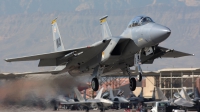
[52,18,65,52]
[99,16,120,62]
[100,15,112,39]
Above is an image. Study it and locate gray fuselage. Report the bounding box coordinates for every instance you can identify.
[67,16,171,76]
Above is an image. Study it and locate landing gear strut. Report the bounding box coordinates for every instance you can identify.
[135,52,143,82]
[137,71,142,82]
[124,51,144,91]
[91,78,99,91]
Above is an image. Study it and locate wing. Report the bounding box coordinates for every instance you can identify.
[158,46,194,58]
[61,100,104,107]
[5,40,111,66]
[0,73,27,79]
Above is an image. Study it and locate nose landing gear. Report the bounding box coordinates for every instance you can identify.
[125,51,144,91]
[135,52,143,82]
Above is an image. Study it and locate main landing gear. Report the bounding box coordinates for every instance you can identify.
[91,65,105,91]
[91,78,99,91]
[129,77,136,91]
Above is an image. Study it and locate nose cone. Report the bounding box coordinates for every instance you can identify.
[150,24,171,44]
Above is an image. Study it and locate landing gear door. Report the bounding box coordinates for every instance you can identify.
[144,47,154,56]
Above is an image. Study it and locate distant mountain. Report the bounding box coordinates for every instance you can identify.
[0,0,191,15]
[0,1,199,72]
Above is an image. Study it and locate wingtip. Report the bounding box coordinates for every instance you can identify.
[4,59,10,62]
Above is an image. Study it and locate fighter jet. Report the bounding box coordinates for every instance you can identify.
[108,88,129,109]
[62,87,113,112]
[174,88,195,107]
[129,87,145,107]
[5,15,193,92]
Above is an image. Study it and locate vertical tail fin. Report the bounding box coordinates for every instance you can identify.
[179,87,193,102]
[84,89,86,100]
[51,18,65,52]
[108,87,114,100]
[138,87,143,97]
[194,87,200,98]
[73,87,85,102]
[155,87,168,101]
[100,15,112,39]
[95,88,104,99]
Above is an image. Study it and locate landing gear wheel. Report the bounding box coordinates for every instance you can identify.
[129,78,136,91]
[137,72,142,82]
[91,78,99,91]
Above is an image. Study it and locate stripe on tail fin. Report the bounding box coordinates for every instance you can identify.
[52,18,65,52]
[100,15,112,39]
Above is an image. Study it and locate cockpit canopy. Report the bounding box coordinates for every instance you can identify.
[128,16,154,28]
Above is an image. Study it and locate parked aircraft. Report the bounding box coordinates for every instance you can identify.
[107,87,130,109]
[174,88,194,107]
[51,95,75,110]
[182,87,200,111]
[108,88,129,103]
[62,87,113,112]
[129,87,144,107]
[5,15,193,92]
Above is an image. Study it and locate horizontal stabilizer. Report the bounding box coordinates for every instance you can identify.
[7,67,64,75]
[0,70,64,79]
